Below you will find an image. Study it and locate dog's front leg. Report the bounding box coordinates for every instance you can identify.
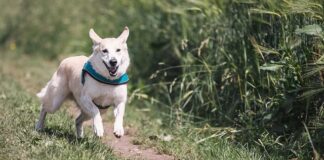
[113,102,125,138]
[75,111,90,138]
[79,96,104,137]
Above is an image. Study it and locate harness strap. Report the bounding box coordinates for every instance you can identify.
[81,61,129,85]
[93,101,110,109]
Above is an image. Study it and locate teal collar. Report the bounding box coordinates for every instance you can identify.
[81,61,129,85]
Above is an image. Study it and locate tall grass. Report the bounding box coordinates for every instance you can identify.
[131,0,324,158]
[0,0,323,159]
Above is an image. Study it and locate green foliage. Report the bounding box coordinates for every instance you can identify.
[0,52,268,160]
[1,0,323,159]
[131,0,324,159]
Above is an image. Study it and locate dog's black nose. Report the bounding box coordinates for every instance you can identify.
[109,58,117,66]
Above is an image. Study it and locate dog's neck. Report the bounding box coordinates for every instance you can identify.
[88,54,128,80]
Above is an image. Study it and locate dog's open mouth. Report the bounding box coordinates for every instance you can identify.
[102,60,118,77]
[108,66,118,76]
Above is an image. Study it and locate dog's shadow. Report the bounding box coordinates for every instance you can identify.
[41,126,94,145]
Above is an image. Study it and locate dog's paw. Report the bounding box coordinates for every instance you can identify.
[35,121,44,132]
[113,125,124,138]
[93,124,104,137]
[76,125,84,138]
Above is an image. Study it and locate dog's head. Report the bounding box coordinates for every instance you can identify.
[89,27,130,79]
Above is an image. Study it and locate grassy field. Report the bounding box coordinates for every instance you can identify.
[0,66,117,159]
[0,0,323,159]
[0,51,267,160]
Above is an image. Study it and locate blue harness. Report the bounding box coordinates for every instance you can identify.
[81,61,129,85]
[81,61,129,109]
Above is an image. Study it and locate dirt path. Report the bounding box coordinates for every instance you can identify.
[68,107,174,160]
[1,55,175,160]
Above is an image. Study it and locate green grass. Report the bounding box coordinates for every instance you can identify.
[126,92,266,160]
[0,0,323,159]
[131,116,266,160]
[0,72,117,159]
[0,50,268,160]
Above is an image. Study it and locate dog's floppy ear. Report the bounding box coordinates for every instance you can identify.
[117,27,129,43]
[89,28,102,44]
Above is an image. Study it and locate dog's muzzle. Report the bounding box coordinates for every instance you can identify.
[103,60,119,77]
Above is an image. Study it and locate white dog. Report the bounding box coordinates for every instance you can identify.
[35,27,130,138]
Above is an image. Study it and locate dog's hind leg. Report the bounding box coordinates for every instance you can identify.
[35,107,47,131]
[76,111,90,138]
[35,71,69,131]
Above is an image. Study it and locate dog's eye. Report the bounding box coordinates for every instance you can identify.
[102,49,108,53]
[116,49,121,52]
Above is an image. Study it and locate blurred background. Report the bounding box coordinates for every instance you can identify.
[0,0,323,159]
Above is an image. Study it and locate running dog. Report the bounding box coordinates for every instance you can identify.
[35,27,130,138]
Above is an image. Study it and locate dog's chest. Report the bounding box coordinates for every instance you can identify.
[93,95,113,107]
[90,84,127,107]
